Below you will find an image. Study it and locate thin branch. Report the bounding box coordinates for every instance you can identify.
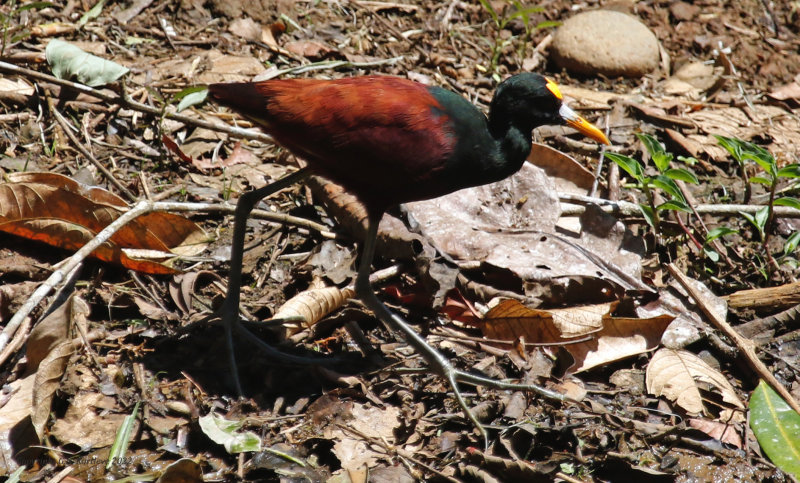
[0,60,272,143]
[560,193,800,218]
[47,96,137,201]
[0,199,339,357]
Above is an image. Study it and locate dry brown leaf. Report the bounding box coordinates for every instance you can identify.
[570,314,673,372]
[155,458,204,483]
[482,299,611,342]
[0,77,34,96]
[526,142,596,194]
[661,61,723,97]
[274,286,356,336]
[327,403,400,475]
[768,81,800,102]
[228,17,262,41]
[31,339,78,439]
[646,348,745,421]
[284,40,335,60]
[51,391,133,448]
[0,374,36,474]
[481,299,672,372]
[169,271,225,315]
[0,172,208,273]
[25,294,86,373]
[687,418,743,448]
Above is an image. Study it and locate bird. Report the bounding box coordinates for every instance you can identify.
[207,73,610,440]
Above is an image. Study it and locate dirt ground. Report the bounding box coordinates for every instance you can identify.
[1,0,800,481]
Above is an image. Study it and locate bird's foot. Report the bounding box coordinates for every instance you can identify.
[425,352,573,450]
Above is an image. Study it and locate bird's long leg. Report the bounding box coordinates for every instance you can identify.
[221,168,312,396]
[354,211,574,444]
[355,211,490,441]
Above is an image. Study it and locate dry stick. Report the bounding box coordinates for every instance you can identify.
[559,193,800,218]
[0,199,337,357]
[667,263,800,415]
[0,200,152,356]
[0,60,272,143]
[47,97,137,201]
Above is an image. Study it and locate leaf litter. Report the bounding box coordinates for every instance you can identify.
[0,0,799,481]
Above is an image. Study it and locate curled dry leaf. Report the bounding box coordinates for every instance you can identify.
[0,172,208,274]
[273,286,355,337]
[646,348,745,421]
[481,299,673,373]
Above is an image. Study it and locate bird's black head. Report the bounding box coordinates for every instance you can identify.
[489,73,609,145]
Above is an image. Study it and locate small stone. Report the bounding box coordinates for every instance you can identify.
[550,10,660,78]
[669,1,700,21]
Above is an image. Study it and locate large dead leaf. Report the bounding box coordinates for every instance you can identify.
[403,162,644,299]
[482,299,673,372]
[646,348,745,421]
[0,172,208,274]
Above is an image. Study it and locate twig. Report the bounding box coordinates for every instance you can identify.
[0,199,339,357]
[0,200,153,356]
[0,60,272,143]
[262,56,403,80]
[667,263,800,415]
[559,193,800,218]
[47,96,137,201]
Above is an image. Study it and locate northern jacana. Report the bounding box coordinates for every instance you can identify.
[208,73,609,440]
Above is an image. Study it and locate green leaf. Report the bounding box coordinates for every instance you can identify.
[534,20,561,29]
[477,0,500,26]
[78,0,106,27]
[107,402,140,470]
[506,6,545,28]
[749,380,800,478]
[657,199,691,213]
[749,176,772,186]
[14,2,54,13]
[703,246,720,262]
[636,133,673,172]
[774,197,800,210]
[714,134,744,164]
[664,168,699,184]
[652,175,686,202]
[741,144,776,174]
[740,209,766,240]
[46,39,129,87]
[784,231,800,256]
[605,153,644,182]
[756,205,770,228]
[705,226,738,244]
[174,86,209,112]
[777,164,800,179]
[677,155,698,166]
[638,204,657,228]
[199,413,262,454]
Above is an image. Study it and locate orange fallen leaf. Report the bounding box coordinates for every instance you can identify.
[0,172,207,274]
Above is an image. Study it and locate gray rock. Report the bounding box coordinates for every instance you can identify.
[550,10,660,78]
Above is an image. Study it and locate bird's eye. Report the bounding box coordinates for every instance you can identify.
[545,78,563,100]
